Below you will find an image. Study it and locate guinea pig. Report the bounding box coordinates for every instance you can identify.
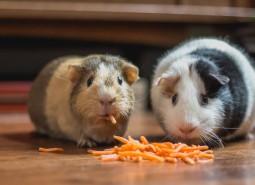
[151,38,255,147]
[28,54,139,147]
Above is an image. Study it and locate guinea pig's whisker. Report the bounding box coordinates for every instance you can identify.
[213,125,239,137]
[213,126,239,130]
[200,127,223,147]
[199,133,208,146]
[118,108,130,119]
[201,133,217,147]
[119,109,128,118]
[162,135,170,142]
[205,131,224,148]
[167,134,178,143]
[217,123,240,131]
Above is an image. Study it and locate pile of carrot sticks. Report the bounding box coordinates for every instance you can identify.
[87,135,214,164]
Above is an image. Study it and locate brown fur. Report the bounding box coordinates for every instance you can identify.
[28,54,139,147]
[160,76,180,98]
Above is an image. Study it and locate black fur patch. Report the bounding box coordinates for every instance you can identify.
[191,48,248,137]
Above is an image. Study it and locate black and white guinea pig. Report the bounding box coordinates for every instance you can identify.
[151,38,255,147]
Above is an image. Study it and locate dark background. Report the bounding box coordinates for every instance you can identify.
[1,23,254,81]
[0,0,255,110]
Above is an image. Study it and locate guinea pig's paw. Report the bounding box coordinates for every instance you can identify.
[77,138,97,148]
[246,133,255,141]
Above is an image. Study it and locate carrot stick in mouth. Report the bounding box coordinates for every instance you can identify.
[109,114,117,124]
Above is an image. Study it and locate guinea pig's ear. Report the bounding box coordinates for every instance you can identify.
[207,73,230,94]
[154,73,179,87]
[67,65,84,83]
[209,73,230,85]
[123,63,139,85]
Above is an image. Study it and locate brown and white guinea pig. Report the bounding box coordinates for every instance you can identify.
[28,54,139,147]
[151,38,255,147]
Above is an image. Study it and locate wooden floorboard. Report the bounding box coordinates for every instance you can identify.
[1,111,255,185]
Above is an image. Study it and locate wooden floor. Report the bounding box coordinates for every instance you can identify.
[1,110,255,185]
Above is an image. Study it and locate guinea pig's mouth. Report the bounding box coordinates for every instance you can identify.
[167,131,202,145]
[98,114,117,124]
[168,134,202,145]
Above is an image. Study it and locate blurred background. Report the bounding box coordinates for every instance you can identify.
[0,0,255,112]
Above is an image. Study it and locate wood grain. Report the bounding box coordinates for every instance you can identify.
[0,1,254,23]
[0,111,255,185]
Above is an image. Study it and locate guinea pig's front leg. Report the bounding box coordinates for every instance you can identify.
[246,133,255,140]
[77,137,97,148]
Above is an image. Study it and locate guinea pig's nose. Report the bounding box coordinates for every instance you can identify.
[99,98,116,106]
[179,126,196,134]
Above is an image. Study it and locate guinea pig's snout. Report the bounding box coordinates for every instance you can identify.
[99,97,116,112]
[178,126,197,135]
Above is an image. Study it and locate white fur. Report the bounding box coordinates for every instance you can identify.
[151,38,255,143]
[97,63,112,80]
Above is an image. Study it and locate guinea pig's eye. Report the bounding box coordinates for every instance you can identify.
[172,94,178,106]
[201,94,208,106]
[117,76,123,85]
[87,76,94,87]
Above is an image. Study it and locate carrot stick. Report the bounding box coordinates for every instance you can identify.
[180,146,209,152]
[109,115,117,124]
[182,157,195,165]
[165,157,178,163]
[87,150,115,156]
[101,154,119,161]
[152,143,169,149]
[164,142,175,149]
[118,151,165,162]
[174,143,187,152]
[140,136,149,144]
[39,147,64,153]
[114,135,128,144]
[199,153,215,159]
[148,144,156,152]
[161,148,175,154]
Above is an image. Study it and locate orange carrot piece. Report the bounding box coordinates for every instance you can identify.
[39,147,64,153]
[186,150,201,157]
[174,143,187,152]
[114,135,128,144]
[180,146,209,152]
[199,153,215,159]
[118,151,165,162]
[151,143,169,149]
[164,142,175,149]
[165,157,178,163]
[170,153,187,158]
[161,148,175,153]
[204,150,214,154]
[88,150,115,156]
[109,115,117,124]
[101,154,119,161]
[182,157,195,165]
[140,136,149,144]
[148,144,157,153]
